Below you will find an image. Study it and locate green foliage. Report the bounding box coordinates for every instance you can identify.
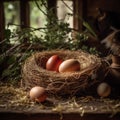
[0,0,99,84]
[0,28,34,83]
[83,21,97,38]
[4,29,11,42]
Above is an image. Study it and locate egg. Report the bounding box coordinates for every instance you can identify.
[97,82,111,97]
[59,59,80,73]
[30,86,47,102]
[46,55,62,72]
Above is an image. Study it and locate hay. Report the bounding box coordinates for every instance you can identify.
[22,50,106,97]
[1,84,120,115]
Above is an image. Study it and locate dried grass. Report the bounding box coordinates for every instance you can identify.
[0,84,120,117]
[21,50,106,97]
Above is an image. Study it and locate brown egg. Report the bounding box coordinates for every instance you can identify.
[29,86,47,102]
[59,59,80,73]
[97,82,111,97]
[46,55,62,72]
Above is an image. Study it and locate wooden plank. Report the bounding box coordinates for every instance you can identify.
[0,2,5,42]
[0,111,120,120]
[73,0,88,32]
[20,1,30,28]
[1,0,39,1]
[73,0,80,31]
[0,94,120,120]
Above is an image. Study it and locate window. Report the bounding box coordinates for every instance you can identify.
[29,1,47,37]
[0,0,84,43]
[57,0,73,28]
[4,1,20,32]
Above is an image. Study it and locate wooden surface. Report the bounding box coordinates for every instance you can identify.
[0,108,120,120]
[0,97,120,120]
[0,84,120,120]
[0,111,120,120]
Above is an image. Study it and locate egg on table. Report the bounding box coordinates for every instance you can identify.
[97,82,111,97]
[59,59,80,73]
[29,86,47,102]
[46,55,62,72]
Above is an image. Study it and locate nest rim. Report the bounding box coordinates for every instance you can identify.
[22,50,104,97]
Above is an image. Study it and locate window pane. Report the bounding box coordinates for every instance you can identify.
[29,1,47,36]
[57,0,73,28]
[4,1,20,31]
[4,1,20,44]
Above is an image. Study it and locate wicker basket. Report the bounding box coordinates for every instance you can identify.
[22,50,107,97]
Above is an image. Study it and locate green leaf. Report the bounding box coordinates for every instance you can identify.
[0,57,4,64]
[83,21,97,38]
[2,68,12,78]
[4,29,11,40]
[7,55,16,64]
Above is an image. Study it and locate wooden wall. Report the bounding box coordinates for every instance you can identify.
[87,0,120,18]
[86,0,120,30]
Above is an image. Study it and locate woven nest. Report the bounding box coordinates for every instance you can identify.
[22,50,107,97]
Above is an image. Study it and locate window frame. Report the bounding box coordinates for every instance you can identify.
[0,0,86,41]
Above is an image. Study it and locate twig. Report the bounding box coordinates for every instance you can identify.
[35,0,47,16]
[8,23,47,31]
[61,0,73,12]
[0,44,20,57]
[18,44,32,63]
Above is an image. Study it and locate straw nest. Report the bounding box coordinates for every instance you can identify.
[22,50,107,97]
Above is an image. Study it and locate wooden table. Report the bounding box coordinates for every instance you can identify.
[0,85,120,120]
[0,97,120,120]
[0,111,120,120]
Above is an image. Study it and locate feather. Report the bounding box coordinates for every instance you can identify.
[101,30,120,54]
